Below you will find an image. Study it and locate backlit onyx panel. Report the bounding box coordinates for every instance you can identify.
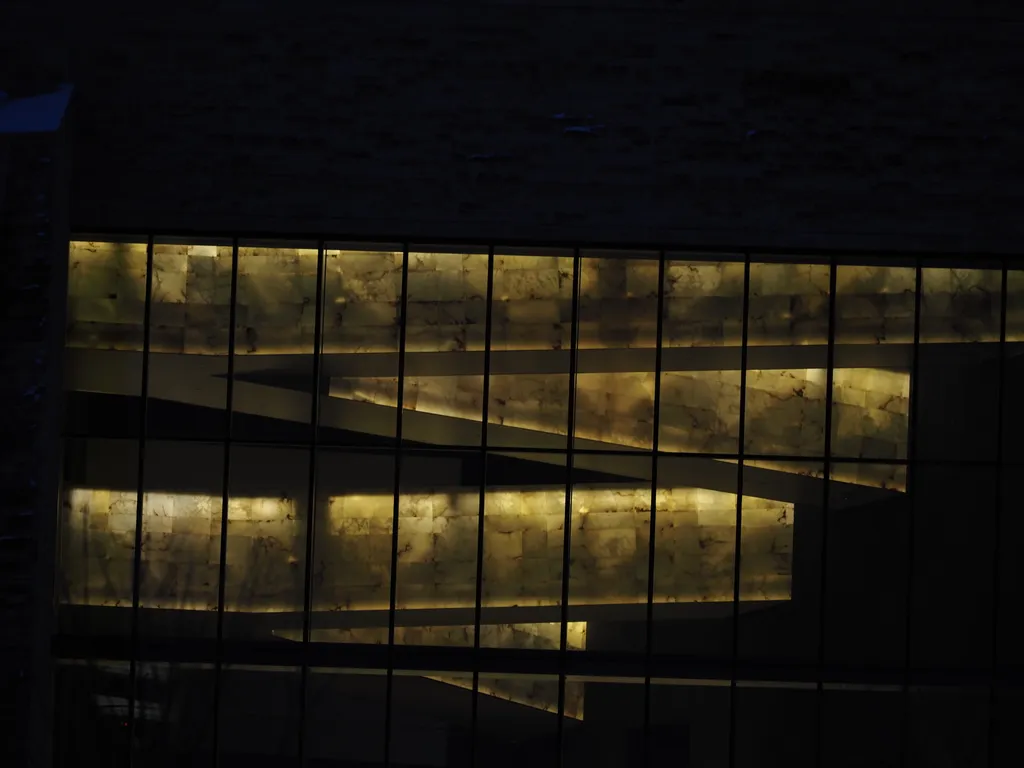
[60,239,1020,765]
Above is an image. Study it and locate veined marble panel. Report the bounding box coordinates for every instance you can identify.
[322,248,403,354]
[659,370,743,454]
[289,621,585,653]
[743,368,829,456]
[575,371,656,449]
[328,365,909,487]
[835,265,916,344]
[492,253,574,351]
[59,488,138,608]
[920,267,1002,343]
[654,487,793,603]
[329,485,793,611]
[831,368,910,460]
[663,260,746,348]
[235,246,319,355]
[68,244,1021,354]
[748,263,831,346]
[61,489,302,613]
[62,485,793,614]
[577,257,660,350]
[67,241,148,351]
[405,251,489,353]
[277,620,583,716]
[1007,270,1024,342]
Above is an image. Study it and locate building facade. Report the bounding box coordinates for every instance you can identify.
[4,1,1024,766]
[54,237,1023,766]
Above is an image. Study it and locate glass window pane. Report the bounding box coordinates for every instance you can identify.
[651,456,738,660]
[569,454,651,654]
[304,667,387,766]
[915,265,1002,462]
[993,685,1024,768]
[660,256,744,456]
[830,367,911,467]
[659,369,742,455]
[394,451,481,647]
[223,446,310,641]
[820,686,903,767]
[911,465,996,669]
[1003,269,1024,465]
[389,669,474,766]
[747,261,831,346]
[475,673,561,767]
[480,452,567,648]
[738,461,819,665]
[562,677,645,767]
[217,665,301,764]
[734,685,817,768]
[137,440,225,640]
[320,244,403,446]
[743,367,829,457]
[54,659,132,766]
[831,263,915,465]
[997,472,1018,667]
[649,678,731,766]
[488,248,574,451]
[575,251,659,451]
[834,261,916,345]
[59,437,139,637]
[745,261,831,457]
[825,463,909,670]
[310,449,395,644]
[907,686,989,768]
[146,238,233,440]
[401,249,488,448]
[230,242,319,442]
[65,239,148,439]
[131,662,216,766]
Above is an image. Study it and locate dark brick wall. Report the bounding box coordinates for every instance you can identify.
[0,126,68,768]
[43,0,1024,252]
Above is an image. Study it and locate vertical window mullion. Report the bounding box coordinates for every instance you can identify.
[987,261,1009,768]
[557,248,583,764]
[643,250,667,768]
[383,244,410,768]
[297,239,326,766]
[727,255,751,768]
[815,257,838,766]
[127,233,154,768]
[212,236,239,768]
[901,259,924,767]
[470,245,495,768]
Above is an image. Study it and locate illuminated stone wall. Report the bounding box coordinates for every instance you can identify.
[66,243,1001,488]
[61,486,792,613]
[277,622,586,653]
[60,489,304,613]
[334,367,908,486]
[62,243,1019,624]
[73,245,1014,353]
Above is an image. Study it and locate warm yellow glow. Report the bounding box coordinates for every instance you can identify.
[272,616,585,716]
[68,242,1014,354]
[331,366,909,489]
[273,621,586,652]
[430,673,584,719]
[61,488,300,612]
[62,485,792,612]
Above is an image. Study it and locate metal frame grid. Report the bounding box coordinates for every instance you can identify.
[54,234,1017,767]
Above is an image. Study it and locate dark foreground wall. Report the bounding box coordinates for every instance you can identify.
[11,0,1024,251]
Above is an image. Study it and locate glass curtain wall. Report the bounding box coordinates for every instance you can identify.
[57,239,1019,766]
